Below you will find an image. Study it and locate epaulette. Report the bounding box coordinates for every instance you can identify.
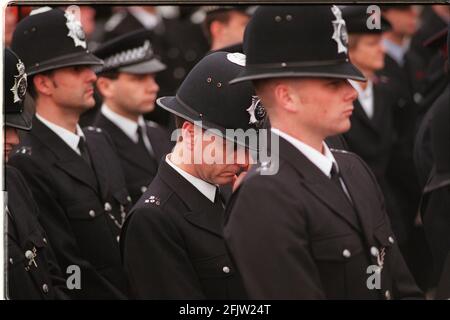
[15,146,32,156]
[143,194,161,206]
[85,126,102,133]
[145,120,160,129]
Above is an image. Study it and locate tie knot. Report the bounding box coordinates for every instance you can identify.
[78,137,86,151]
[330,162,340,178]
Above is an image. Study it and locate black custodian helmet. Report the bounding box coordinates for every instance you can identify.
[4,48,32,131]
[230,5,366,84]
[11,7,103,76]
[157,51,264,149]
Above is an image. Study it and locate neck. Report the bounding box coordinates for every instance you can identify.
[36,100,80,133]
[384,32,406,46]
[105,101,139,122]
[169,143,202,178]
[272,120,324,154]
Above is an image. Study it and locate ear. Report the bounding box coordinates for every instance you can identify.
[273,81,298,113]
[96,76,114,99]
[210,20,224,39]
[181,121,196,152]
[33,74,54,97]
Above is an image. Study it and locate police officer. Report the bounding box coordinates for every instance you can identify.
[201,6,252,51]
[421,23,450,295]
[224,6,422,299]
[121,51,258,299]
[93,29,173,204]
[9,7,131,299]
[5,48,68,300]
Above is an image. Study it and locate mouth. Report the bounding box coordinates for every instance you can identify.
[343,107,354,116]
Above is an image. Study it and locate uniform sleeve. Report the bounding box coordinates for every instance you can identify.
[9,154,127,299]
[122,206,206,299]
[224,173,326,299]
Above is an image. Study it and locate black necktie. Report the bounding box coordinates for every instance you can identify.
[214,187,225,209]
[78,138,92,168]
[330,163,353,205]
[137,125,155,157]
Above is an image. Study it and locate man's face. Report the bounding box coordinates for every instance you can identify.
[349,34,385,73]
[4,126,20,162]
[221,11,250,46]
[104,73,159,116]
[383,7,418,37]
[288,78,358,137]
[192,129,250,186]
[45,66,97,112]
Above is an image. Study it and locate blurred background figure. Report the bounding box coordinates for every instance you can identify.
[342,5,403,255]
[5,6,19,47]
[199,6,253,51]
[420,23,449,299]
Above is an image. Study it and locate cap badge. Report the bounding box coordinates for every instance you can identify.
[331,5,348,54]
[247,96,266,127]
[65,10,87,49]
[11,59,27,103]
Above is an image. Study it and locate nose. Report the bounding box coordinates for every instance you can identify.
[345,81,358,102]
[145,75,159,93]
[84,67,97,83]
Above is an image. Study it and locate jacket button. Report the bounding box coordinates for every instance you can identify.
[342,249,351,258]
[388,236,394,244]
[89,210,96,218]
[385,290,391,300]
[222,266,230,274]
[370,246,379,257]
[25,250,34,260]
[104,202,112,211]
[9,258,13,264]
[126,196,132,203]
[116,235,120,243]
[43,237,47,244]
[140,186,147,193]
[42,284,49,294]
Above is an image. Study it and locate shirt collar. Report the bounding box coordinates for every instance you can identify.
[165,154,217,203]
[271,127,338,177]
[382,38,410,66]
[36,113,84,155]
[349,79,373,99]
[101,103,145,143]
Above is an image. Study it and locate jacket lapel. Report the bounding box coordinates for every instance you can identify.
[32,117,100,194]
[158,160,224,238]
[335,153,375,244]
[275,134,362,232]
[95,114,158,174]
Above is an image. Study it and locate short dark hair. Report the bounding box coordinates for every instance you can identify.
[202,11,233,44]
[27,70,55,100]
[96,71,120,80]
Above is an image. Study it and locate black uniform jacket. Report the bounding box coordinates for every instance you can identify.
[121,159,247,299]
[94,113,173,204]
[224,133,422,299]
[6,165,68,300]
[9,116,131,299]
